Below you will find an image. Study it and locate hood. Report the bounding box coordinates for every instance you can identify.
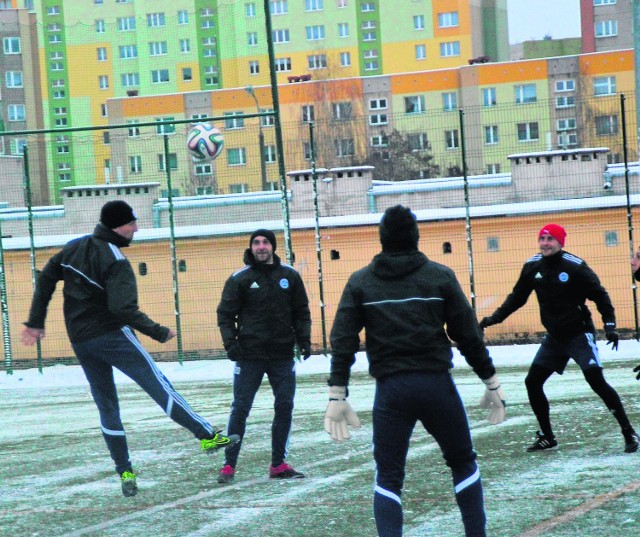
[370,250,428,279]
[93,223,132,248]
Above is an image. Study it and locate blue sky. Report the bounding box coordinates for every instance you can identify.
[507,0,581,44]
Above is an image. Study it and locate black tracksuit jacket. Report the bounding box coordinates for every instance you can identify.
[486,250,615,339]
[328,250,496,386]
[25,223,170,344]
[217,250,311,361]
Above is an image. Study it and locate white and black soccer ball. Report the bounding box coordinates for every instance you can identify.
[186,123,224,161]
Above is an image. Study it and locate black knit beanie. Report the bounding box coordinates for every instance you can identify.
[379,205,419,252]
[249,229,277,251]
[100,200,137,229]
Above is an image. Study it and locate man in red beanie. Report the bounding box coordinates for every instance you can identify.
[21,200,238,497]
[480,223,639,453]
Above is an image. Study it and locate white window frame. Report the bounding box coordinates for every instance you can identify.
[149,41,168,56]
[405,95,425,114]
[438,12,459,28]
[515,84,537,104]
[594,76,616,96]
[340,51,351,66]
[413,15,425,30]
[6,71,23,88]
[442,92,457,111]
[338,22,349,37]
[415,44,426,60]
[306,25,326,40]
[440,41,460,57]
[308,54,327,69]
[147,13,166,27]
[484,125,499,145]
[445,129,459,149]
[274,57,292,72]
[369,98,387,110]
[369,113,388,126]
[273,29,290,43]
[3,37,21,54]
[517,122,539,142]
[270,0,288,15]
[228,148,247,166]
[151,69,170,84]
[595,20,618,37]
[555,79,575,92]
[557,118,577,131]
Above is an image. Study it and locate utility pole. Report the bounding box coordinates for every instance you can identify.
[245,86,268,191]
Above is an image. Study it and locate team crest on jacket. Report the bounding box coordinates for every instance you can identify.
[280,278,289,289]
[558,272,569,282]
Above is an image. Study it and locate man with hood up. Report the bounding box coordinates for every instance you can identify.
[325,205,505,537]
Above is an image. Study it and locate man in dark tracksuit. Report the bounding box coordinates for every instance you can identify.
[217,229,311,484]
[480,223,639,453]
[325,206,506,537]
[21,200,238,497]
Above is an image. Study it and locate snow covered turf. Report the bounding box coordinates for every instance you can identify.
[2,343,640,536]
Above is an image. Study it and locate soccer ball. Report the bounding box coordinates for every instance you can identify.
[186,123,224,161]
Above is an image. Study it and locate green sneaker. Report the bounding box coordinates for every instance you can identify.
[120,470,138,497]
[201,432,240,454]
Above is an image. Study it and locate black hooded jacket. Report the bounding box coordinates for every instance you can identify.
[329,250,496,386]
[486,250,615,339]
[25,223,170,344]
[217,249,311,361]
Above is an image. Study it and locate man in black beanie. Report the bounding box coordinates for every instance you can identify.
[21,200,238,497]
[326,205,506,537]
[217,228,311,483]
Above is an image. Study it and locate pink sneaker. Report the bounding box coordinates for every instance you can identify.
[269,462,305,479]
[217,464,235,484]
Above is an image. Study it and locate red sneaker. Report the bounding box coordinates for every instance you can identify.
[269,462,305,479]
[217,464,235,484]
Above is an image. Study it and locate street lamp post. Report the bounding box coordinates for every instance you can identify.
[245,86,268,192]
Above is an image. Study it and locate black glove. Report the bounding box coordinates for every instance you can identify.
[299,343,311,360]
[605,331,619,351]
[226,343,241,361]
[633,364,640,380]
[479,316,495,330]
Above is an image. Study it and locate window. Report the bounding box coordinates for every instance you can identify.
[302,105,315,123]
[487,238,500,252]
[3,37,21,54]
[225,112,245,129]
[361,2,375,11]
[121,73,140,87]
[57,145,70,154]
[201,7,215,16]
[50,61,64,71]
[229,183,249,193]
[332,102,352,120]
[156,117,176,135]
[445,129,459,149]
[6,71,23,88]
[119,45,138,59]
[52,79,65,87]
[362,30,376,41]
[438,12,459,27]
[595,115,618,135]
[308,54,327,69]
[102,132,110,144]
[440,41,460,57]
[274,57,292,71]
[369,98,387,110]
[59,173,71,182]
[270,1,288,14]
[178,10,189,24]
[128,120,140,137]
[482,87,497,107]
[246,2,257,16]
[8,104,26,121]
[442,92,457,111]
[264,145,277,163]
[49,34,62,44]
[306,25,326,40]
[101,104,108,117]
[364,49,378,59]
[484,125,499,144]
[595,20,618,37]
[99,75,109,89]
[249,61,260,74]
[415,44,426,60]
[248,32,258,46]
[204,66,219,85]
[370,135,388,147]
[517,122,539,141]
[556,95,575,108]
[555,79,575,92]
[273,29,290,43]
[47,23,61,32]
[305,0,324,10]
[97,47,107,61]
[408,133,428,151]
[46,6,60,15]
[340,51,351,66]
[117,17,136,31]
[405,95,425,114]
[202,19,215,29]
[147,13,166,27]
[369,114,388,126]
[151,69,170,83]
[57,162,71,171]
[594,76,616,96]
[413,15,425,30]
[338,23,349,37]
[594,0,616,4]
[158,153,178,171]
[53,107,67,115]
[54,118,68,127]
[515,84,537,104]
[182,67,192,81]
[95,19,106,33]
[50,51,64,60]
[605,231,618,247]
[180,39,191,53]
[557,132,578,146]
[53,90,65,99]
[335,138,355,157]
[364,60,379,71]
[487,163,501,174]
[149,42,167,56]
[303,141,312,160]
[557,118,577,131]
[195,164,213,176]
[228,148,247,166]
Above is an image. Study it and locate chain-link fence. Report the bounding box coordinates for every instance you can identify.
[2,89,640,373]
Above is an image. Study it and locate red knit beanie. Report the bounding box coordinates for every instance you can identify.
[538,224,566,247]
